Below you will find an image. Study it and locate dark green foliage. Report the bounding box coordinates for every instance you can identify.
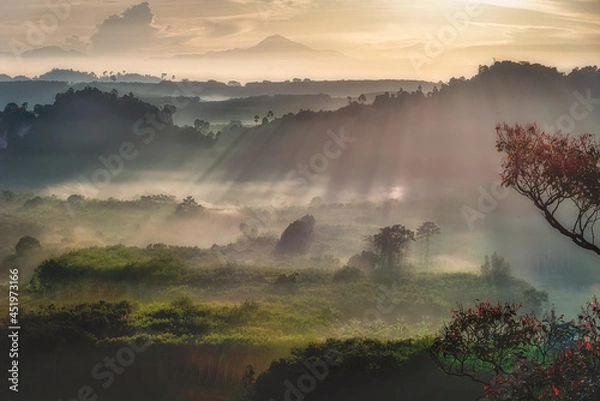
[368,224,415,271]
[145,297,214,336]
[276,214,316,254]
[29,246,189,292]
[347,250,378,270]
[332,266,363,283]
[17,300,135,350]
[15,235,41,256]
[249,338,425,401]
[273,272,300,294]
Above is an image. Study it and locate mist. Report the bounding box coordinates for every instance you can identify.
[1,60,600,401]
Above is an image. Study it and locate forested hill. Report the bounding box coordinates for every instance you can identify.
[1,62,598,196]
[0,87,217,185]
[208,62,600,197]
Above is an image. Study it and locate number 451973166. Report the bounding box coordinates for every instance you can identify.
[8,268,19,325]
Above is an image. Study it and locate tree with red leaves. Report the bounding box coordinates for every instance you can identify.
[432,124,600,399]
[495,123,600,255]
[431,299,600,400]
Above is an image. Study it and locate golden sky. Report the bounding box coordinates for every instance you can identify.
[1,0,598,81]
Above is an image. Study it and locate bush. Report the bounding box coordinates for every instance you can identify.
[332,266,364,283]
[249,338,424,401]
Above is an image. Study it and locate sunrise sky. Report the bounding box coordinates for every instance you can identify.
[1,0,598,81]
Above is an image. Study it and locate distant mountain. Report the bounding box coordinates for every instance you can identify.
[174,34,344,59]
[22,46,85,59]
[247,34,313,53]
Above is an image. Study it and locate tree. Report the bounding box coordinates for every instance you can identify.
[175,196,203,216]
[276,215,315,254]
[194,119,210,132]
[431,299,600,400]
[432,122,600,400]
[16,236,41,257]
[254,115,260,125]
[480,252,512,286]
[368,225,415,270]
[496,123,600,256]
[358,93,367,104]
[67,194,85,207]
[416,221,441,265]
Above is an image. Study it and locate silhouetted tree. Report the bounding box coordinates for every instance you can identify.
[273,272,300,294]
[276,215,315,254]
[368,225,415,270]
[480,252,511,286]
[416,221,441,265]
[175,196,203,216]
[496,124,600,256]
[16,236,41,257]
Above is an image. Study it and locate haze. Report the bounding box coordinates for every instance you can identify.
[1,0,599,81]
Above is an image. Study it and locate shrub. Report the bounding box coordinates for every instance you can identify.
[332,266,364,283]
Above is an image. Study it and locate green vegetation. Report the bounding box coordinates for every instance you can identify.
[0,190,556,400]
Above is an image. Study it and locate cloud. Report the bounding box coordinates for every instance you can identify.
[90,2,173,54]
[64,35,89,52]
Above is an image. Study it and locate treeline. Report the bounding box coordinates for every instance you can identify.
[211,61,600,187]
[0,87,218,154]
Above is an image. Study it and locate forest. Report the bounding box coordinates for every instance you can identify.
[1,61,599,400]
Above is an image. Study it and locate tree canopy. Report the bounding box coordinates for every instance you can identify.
[496,123,600,255]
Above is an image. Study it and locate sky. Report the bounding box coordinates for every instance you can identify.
[0,0,598,81]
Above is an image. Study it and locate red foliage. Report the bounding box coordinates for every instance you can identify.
[496,123,600,255]
[432,297,600,400]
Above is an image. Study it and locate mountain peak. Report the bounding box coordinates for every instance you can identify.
[252,34,312,52]
[261,34,290,43]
